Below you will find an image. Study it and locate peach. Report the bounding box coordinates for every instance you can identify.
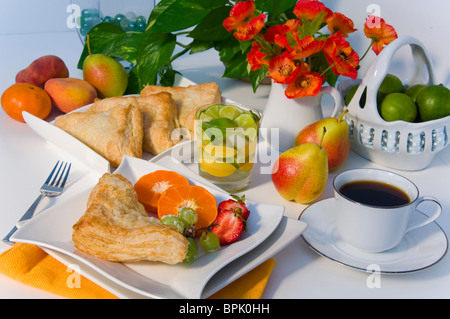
[16,55,69,88]
[44,78,97,113]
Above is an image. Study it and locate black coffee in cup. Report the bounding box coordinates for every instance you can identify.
[339,181,410,207]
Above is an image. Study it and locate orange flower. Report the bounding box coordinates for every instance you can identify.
[268,52,300,84]
[223,0,266,41]
[265,24,290,42]
[290,35,324,60]
[327,12,357,37]
[323,32,359,79]
[364,15,398,55]
[285,64,323,98]
[247,41,269,71]
[293,0,332,22]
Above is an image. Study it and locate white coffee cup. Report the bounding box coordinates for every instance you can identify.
[333,168,441,253]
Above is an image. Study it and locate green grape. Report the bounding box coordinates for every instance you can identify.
[183,238,198,263]
[178,207,198,226]
[160,215,187,232]
[199,232,220,253]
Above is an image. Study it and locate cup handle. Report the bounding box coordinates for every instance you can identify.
[406,196,442,233]
[317,86,344,118]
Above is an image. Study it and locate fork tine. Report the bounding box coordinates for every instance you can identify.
[49,161,64,186]
[45,161,60,185]
[58,163,71,188]
[54,162,67,186]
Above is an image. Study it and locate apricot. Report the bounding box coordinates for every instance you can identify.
[44,78,97,113]
[15,55,69,88]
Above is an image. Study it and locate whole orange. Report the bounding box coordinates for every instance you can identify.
[1,83,52,122]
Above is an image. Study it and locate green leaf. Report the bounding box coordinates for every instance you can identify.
[136,32,177,88]
[77,23,143,69]
[159,66,181,87]
[189,39,214,54]
[249,68,269,92]
[223,53,250,79]
[215,37,242,63]
[77,23,124,69]
[298,11,326,39]
[147,0,229,33]
[310,51,338,87]
[256,0,297,18]
[125,65,142,95]
[188,6,232,41]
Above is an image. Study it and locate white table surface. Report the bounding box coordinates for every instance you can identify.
[0,0,449,299]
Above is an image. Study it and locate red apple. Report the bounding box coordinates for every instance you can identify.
[294,110,350,171]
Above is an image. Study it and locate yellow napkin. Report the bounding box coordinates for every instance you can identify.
[0,243,275,299]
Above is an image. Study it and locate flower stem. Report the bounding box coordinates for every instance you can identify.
[169,47,190,63]
[320,62,336,77]
[359,40,374,62]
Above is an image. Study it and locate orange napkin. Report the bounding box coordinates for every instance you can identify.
[0,243,275,299]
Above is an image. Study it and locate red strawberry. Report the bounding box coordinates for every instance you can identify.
[217,194,250,220]
[210,209,246,245]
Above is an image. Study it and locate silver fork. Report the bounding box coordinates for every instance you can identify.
[2,161,72,244]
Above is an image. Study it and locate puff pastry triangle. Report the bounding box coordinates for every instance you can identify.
[88,92,178,155]
[72,173,189,264]
[54,104,143,167]
[140,82,222,137]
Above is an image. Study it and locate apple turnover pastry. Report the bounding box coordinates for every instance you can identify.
[88,92,178,155]
[54,104,143,167]
[140,82,222,137]
[72,173,189,264]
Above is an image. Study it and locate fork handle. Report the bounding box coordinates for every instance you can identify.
[2,194,45,244]
[19,194,45,222]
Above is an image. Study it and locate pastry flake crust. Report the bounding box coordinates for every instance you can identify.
[72,173,189,264]
[140,82,222,137]
[88,93,178,155]
[54,103,143,167]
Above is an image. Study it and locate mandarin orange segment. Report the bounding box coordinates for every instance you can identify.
[134,170,189,213]
[157,185,218,229]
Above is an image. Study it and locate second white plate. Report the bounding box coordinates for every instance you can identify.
[11,156,287,298]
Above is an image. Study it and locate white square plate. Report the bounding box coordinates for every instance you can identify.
[11,156,288,298]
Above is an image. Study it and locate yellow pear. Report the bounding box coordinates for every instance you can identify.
[272,128,328,204]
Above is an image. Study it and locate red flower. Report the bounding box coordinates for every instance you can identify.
[364,15,398,55]
[247,41,269,71]
[290,35,324,60]
[293,0,332,22]
[323,32,359,79]
[265,25,290,42]
[223,0,266,41]
[285,63,323,98]
[268,52,300,84]
[327,12,357,37]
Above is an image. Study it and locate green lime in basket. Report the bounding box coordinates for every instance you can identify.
[378,74,405,98]
[380,93,417,122]
[405,84,426,103]
[416,84,450,121]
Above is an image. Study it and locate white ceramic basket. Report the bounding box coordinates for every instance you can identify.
[338,36,449,171]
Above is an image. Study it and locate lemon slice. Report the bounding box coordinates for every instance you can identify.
[200,161,237,177]
[203,143,237,159]
[238,162,254,171]
[219,105,243,120]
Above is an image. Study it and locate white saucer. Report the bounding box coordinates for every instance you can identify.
[300,198,448,274]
